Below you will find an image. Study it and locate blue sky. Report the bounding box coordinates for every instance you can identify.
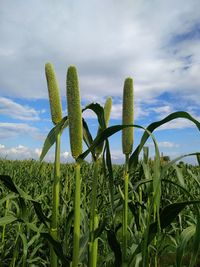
[0,0,199,164]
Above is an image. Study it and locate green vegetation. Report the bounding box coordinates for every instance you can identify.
[0,64,200,267]
[45,62,63,267]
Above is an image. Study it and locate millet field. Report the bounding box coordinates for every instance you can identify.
[0,63,200,267]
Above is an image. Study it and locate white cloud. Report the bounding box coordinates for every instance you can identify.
[0,97,40,121]
[0,122,42,139]
[147,141,179,148]
[158,117,200,130]
[0,0,199,106]
[82,101,149,121]
[0,144,71,162]
[150,105,173,119]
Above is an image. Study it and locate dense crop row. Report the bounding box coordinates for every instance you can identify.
[0,159,200,266]
[0,63,200,267]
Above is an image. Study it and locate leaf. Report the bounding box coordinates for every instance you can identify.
[129,111,200,169]
[82,103,105,129]
[128,200,200,265]
[197,153,200,166]
[176,225,196,267]
[41,232,71,266]
[0,215,18,226]
[0,175,19,194]
[32,201,50,227]
[40,116,68,161]
[94,218,108,239]
[107,229,122,267]
[0,193,18,205]
[189,214,200,267]
[173,165,185,188]
[105,139,114,217]
[78,124,146,161]
[82,118,95,160]
[19,232,28,265]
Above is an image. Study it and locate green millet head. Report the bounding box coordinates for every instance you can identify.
[104,97,112,128]
[66,65,83,159]
[45,62,62,125]
[95,97,112,157]
[122,77,134,155]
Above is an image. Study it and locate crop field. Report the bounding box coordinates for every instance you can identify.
[0,64,200,267]
[1,159,200,267]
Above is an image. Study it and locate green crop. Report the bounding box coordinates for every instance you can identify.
[45,62,62,125]
[0,65,200,267]
[67,66,83,159]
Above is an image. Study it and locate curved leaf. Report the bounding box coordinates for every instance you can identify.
[40,116,68,161]
[129,111,200,169]
[0,215,18,226]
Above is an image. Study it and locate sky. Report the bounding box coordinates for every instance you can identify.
[0,0,200,164]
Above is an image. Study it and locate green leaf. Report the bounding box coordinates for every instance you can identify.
[0,215,17,226]
[40,116,68,161]
[104,139,114,218]
[82,103,105,129]
[0,193,17,205]
[173,165,186,188]
[176,224,196,267]
[107,229,122,267]
[128,200,200,265]
[189,214,200,267]
[129,111,200,169]
[19,232,28,265]
[32,201,50,227]
[78,124,146,161]
[41,232,70,266]
[0,175,19,194]
[197,153,200,166]
[82,118,95,160]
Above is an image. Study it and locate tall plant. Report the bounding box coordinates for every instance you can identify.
[89,97,112,267]
[122,77,134,266]
[66,66,83,267]
[45,62,62,267]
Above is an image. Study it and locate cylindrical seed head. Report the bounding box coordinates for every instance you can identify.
[122,77,134,155]
[66,66,83,159]
[45,62,62,125]
[95,97,112,156]
[104,97,112,128]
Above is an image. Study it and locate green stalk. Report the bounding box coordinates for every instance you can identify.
[122,77,133,266]
[72,162,81,267]
[89,159,100,267]
[45,62,62,267]
[67,66,83,267]
[122,154,129,266]
[50,132,61,267]
[2,199,9,245]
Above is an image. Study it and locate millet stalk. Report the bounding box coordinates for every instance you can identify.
[45,62,62,267]
[122,77,134,266]
[67,66,83,267]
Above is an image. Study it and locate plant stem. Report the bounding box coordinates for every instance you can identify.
[72,162,81,267]
[89,160,99,267]
[122,154,129,266]
[2,199,9,245]
[50,132,61,267]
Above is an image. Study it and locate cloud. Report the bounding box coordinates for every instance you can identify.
[0,97,40,121]
[0,0,199,107]
[82,101,149,121]
[0,144,71,162]
[158,119,199,130]
[0,122,42,139]
[147,141,179,148]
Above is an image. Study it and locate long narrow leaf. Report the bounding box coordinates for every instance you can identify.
[40,116,68,161]
[129,111,200,169]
